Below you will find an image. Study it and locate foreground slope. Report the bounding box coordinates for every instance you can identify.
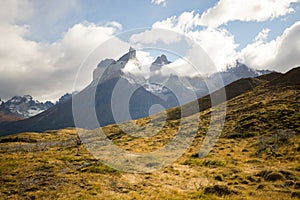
[0,67,299,199]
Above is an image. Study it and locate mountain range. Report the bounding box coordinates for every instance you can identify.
[0,48,276,135]
[0,95,54,118]
[0,92,76,122]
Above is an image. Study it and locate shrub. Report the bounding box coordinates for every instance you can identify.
[265,172,285,182]
[227,132,256,139]
[80,163,117,174]
[291,191,300,198]
[203,185,237,196]
[214,175,223,182]
[183,159,225,168]
[256,170,287,182]
[0,137,37,143]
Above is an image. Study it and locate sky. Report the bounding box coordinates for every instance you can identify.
[0,0,300,102]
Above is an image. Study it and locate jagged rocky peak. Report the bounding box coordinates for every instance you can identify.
[233,60,250,71]
[153,54,171,65]
[93,47,137,83]
[10,95,32,103]
[226,60,272,77]
[117,47,137,62]
[150,54,171,72]
[24,95,33,102]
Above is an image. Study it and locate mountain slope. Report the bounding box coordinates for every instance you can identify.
[167,76,268,120]
[167,68,299,121]
[269,66,300,87]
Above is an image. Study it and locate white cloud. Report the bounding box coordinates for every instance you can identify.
[199,0,299,27]
[0,0,33,23]
[130,28,182,45]
[104,21,123,30]
[147,9,300,73]
[136,51,155,65]
[153,11,201,33]
[254,28,270,42]
[134,12,238,72]
[0,21,127,101]
[122,51,154,77]
[240,21,300,72]
[161,51,215,76]
[187,28,238,71]
[151,0,167,7]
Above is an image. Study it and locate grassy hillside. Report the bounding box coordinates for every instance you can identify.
[0,81,299,199]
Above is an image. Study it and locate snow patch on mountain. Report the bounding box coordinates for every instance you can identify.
[2,95,54,118]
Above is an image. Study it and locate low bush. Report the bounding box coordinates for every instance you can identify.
[203,185,237,196]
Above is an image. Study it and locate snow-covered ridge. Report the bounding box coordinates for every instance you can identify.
[1,95,54,118]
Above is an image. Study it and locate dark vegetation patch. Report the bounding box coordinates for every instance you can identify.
[0,136,37,143]
[227,132,257,139]
[183,159,225,168]
[203,185,238,196]
[256,170,297,182]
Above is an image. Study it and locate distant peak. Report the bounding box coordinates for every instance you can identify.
[24,94,33,100]
[117,47,137,62]
[150,54,171,72]
[129,46,135,52]
[153,54,171,65]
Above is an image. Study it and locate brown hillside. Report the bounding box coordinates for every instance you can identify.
[167,77,266,120]
[0,108,23,123]
[269,66,300,87]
